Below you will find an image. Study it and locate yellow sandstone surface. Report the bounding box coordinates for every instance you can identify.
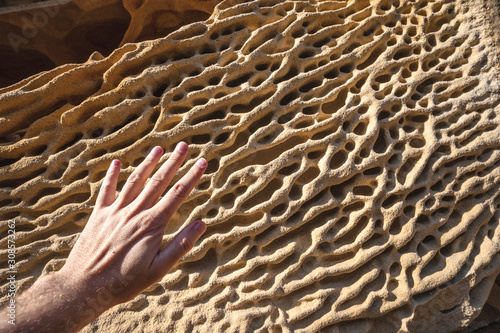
[0,0,218,87]
[0,0,500,331]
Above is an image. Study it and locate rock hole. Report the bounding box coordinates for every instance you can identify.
[307,150,323,159]
[274,67,299,84]
[90,128,104,138]
[383,194,400,210]
[363,166,382,176]
[242,178,282,210]
[205,159,219,174]
[335,214,368,246]
[389,217,402,235]
[339,63,354,73]
[299,49,315,59]
[56,133,83,153]
[270,203,287,216]
[190,110,225,125]
[293,119,313,129]
[220,192,235,208]
[280,91,299,106]
[393,47,413,60]
[278,112,294,124]
[191,134,211,144]
[193,97,209,106]
[187,85,204,93]
[226,73,252,87]
[0,157,20,167]
[67,170,89,183]
[288,184,302,200]
[378,110,390,121]
[149,110,160,123]
[357,45,385,70]
[329,149,348,169]
[313,37,330,48]
[296,166,320,185]
[353,185,374,196]
[373,129,388,153]
[278,163,299,176]
[249,113,274,133]
[345,141,355,151]
[58,192,90,207]
[375,74,391,83]
[353,121,367,135]
[409,137,426,148]
[110,139,135,153]
[299,79,322,93]
[214,132,230,145]
[28,187,62,205]
[322,88,347,114]
[208,76,221,85]
[153,82,170,97]
[207,208,218,218]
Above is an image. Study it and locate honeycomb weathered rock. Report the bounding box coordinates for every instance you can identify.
[120,0,222,46]
[0,0,130,87]
[0,0,218,87]
[0,0,499,331]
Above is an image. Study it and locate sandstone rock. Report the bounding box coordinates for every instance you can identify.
[0,0,216,87]
[0,0,499,331]
[120,0,222,46]
[0,0,130,87]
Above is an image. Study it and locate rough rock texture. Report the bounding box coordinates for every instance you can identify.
[120,0,222,46]
[1,0,500,332]
[0,0,130,87]
[0,0,218,87]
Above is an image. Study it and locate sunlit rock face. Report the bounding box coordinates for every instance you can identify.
[0,0,499,332]
[0,0,219,87]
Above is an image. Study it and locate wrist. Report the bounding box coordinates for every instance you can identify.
[12,271,106,333]
[51,269,112,331]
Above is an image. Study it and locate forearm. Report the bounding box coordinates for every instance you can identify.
[1,273,104,333]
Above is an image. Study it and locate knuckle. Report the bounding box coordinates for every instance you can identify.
[168,152,183,163]
[150,174,169,186]
[126,174,142,185]
[170,183,189,199]
[138,211,161,231]
[181,237,193,253]
[122,208,139,221]
[100,182,114,192]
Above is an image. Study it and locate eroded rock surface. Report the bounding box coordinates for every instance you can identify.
[0,0,218,87]
[120,0,222,46]
[0,0,499,331]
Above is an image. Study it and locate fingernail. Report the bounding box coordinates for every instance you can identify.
[196,158,207,168]
[194,221,206,234]
[175,142,188,153]
[112,159,121,167]
[152,146,163,155]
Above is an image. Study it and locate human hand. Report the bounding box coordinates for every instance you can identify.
[53,142,207,328]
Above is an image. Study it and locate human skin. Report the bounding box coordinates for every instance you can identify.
[0,142,208,332]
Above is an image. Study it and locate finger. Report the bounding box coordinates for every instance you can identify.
[135,142,189,210]
[149,221,206,279]
[116,146,163,207]
[95,159,121,207]
[154,158,207,223]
